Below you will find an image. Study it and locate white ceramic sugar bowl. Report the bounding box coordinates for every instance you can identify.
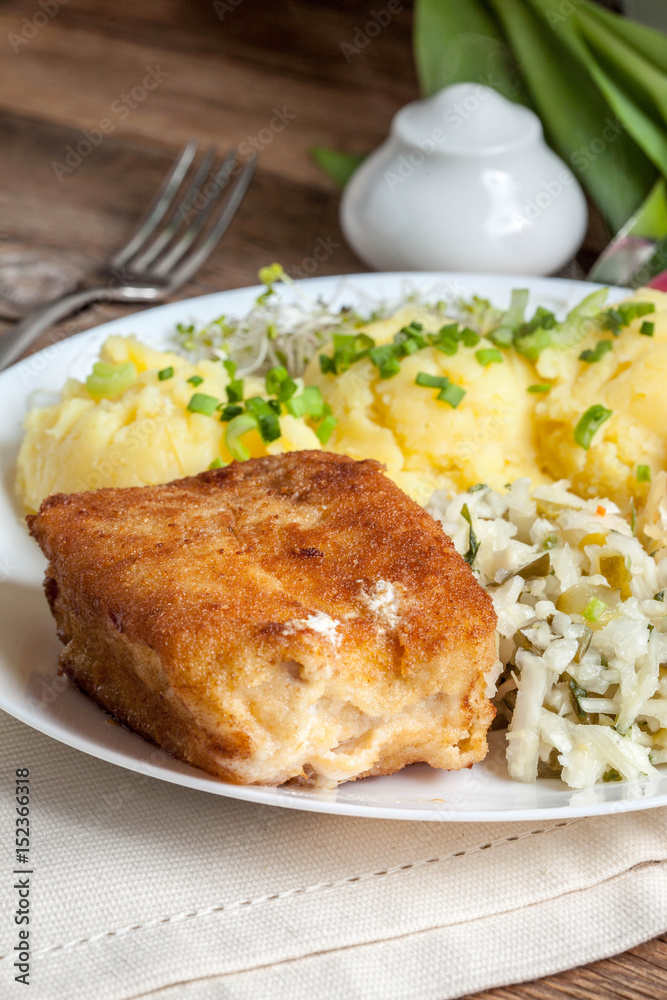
[341,84,587,275]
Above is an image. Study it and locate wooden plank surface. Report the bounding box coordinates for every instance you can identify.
[2,1,665,996]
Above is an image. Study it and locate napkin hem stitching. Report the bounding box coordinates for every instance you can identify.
[21,818,580,962]
[123,859,667,1000]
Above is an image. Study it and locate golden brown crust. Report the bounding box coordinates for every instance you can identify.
[29,451,497,786]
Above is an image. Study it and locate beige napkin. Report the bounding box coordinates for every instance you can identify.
[1,709,666,1000]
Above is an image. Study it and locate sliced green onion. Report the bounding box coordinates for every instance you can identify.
[527,383,551,393]
[637,464,651,482]
[86,361,137,399]
[461,503,479,567]
[316,413,337,444]
[225,412,258,461]
[369,344,401,379]
[226,378,244,403]
[187,375,204,387]
[218,404,243,422]
[286,385,326,419]
[583,597,607,623]
[394,323,427,354]
[223,359,237,378]
[187,393,220,416]
[469,483,488,492]
[415,372,449,389]
[428,323,460,356]
[319,353,337,375]
[543,532,559,550]
[475,348,503,366]
[641,320,655,336]
[574,404,612,449]
[580,340,613,363]
[602,769,622,783]
[245,396,281,443]
[619,301,655,323]
[208,457,224,469]
[437,382,465,408]
[489,289,529,347]
[654,591,665,602]
[460,327,480,347]
[265,365,297,402]
[158,366,174,381]
[602,301,655,335]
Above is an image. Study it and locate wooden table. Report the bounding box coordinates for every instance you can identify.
[1,1,665,995]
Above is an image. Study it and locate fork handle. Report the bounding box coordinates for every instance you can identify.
[0,285,160,372]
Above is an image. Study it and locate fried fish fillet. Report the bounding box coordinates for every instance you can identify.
[28,451,497,786]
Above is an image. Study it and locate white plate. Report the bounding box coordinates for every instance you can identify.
[2,270,661,822]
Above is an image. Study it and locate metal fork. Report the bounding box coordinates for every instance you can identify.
[0,141,256,371]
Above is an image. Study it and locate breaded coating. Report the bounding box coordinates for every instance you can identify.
[28,451,497,786]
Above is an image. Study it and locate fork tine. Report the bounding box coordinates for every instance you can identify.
[149,148,238,278]
[128,146,218,273]
[109,140,198,271]
[166,153,257,290]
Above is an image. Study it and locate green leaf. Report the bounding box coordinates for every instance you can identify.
[580,2,667,75]
[414,0,529,103]
[488,0,657,231]
[576,8,667,130]
[311,147,364,188]
[525,0,667,177]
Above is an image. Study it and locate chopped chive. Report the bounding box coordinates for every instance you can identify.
[527,384,551,393]
[461,503,479,567]
[158,366,174,381]
[319,353,337,375]
[460,327,480,347]
[428,323,459,356]
[579,340,613,363]
[620,301,654,323]
[286,385,326,419]
[369,344,401,379]
[574,405,612,450]
[208,457,224,469]
[437,382,465,408]
[223,359,237,378]
[187,375,204,387]
[218,404,243,422]
[475,348,503,367]
[225,412,258,461]
[637,464,651,483]
[316,413,337,444]
[245,396,281,443]
[415,372,449,389]
[226,378,244,403]
[583,597,607,623]
[641,321,655,337]
[602,301,655,335]
[187,392,220,416]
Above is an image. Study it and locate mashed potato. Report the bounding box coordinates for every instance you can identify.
[17,286,667,520]
[534,289,667,514]
[16,336,320,513]
[306,307,548,502]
